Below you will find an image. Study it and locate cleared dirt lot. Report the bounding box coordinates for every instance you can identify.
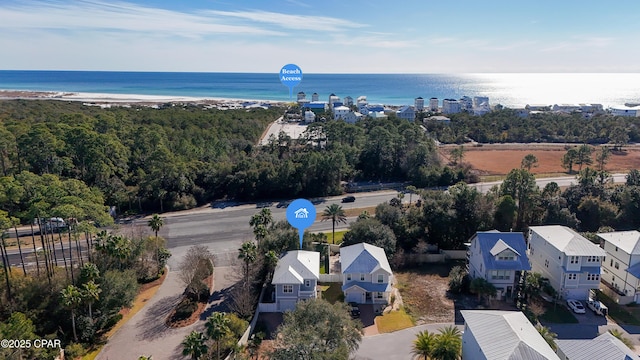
[395,264,455,324]
[442,144,640,176]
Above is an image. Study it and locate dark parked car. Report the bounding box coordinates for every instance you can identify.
[349,302,360,318]
[342,196,356,203]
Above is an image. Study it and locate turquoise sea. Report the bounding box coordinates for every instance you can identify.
[0,71,639,107]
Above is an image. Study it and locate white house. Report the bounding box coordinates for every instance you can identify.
[340,243,393,312]
[443,99,462,114]
[426,115,451,124]
[296,91,306,101]
[271,250,320,312]
[459,96,473,111]
[414,97,424,111]
[597,230,640,303]
[467,231,531,300]
[328,93,341,109]
[342,111,363,124]
[343,96,354,107]
[304,110,316,123]
[396,105,415,121]
[461,310,560,360]
[311,92,319,102]
[556,332,639,360]
[333,105,350,120]
[473,102,491,116]
[528,225,606,300]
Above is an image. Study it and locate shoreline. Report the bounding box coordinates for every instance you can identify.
[0,89,289,106]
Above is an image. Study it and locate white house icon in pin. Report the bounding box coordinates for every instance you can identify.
[294,208,309,219]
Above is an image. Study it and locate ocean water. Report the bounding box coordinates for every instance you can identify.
[0,71,639,107]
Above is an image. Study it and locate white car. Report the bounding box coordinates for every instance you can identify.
[567,299,586,314]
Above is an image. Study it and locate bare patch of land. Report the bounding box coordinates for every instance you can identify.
[442,144,640,176]
[395,264,455,324]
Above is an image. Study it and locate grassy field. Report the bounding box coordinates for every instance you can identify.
[375,307,415,333]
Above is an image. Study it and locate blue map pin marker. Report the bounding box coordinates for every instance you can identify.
[286,198,316,249]
[280,64,303,100]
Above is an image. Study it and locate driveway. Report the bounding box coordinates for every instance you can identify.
[97,266,237,360]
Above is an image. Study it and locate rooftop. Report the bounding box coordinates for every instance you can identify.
[472,231,531,271]
[340,243,391,275]
[597,231,640,255]
[556,332,639,360]
[529,225,606,256]
[272,250,320,285]
[461,310,560,360]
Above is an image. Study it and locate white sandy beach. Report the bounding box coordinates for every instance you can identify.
[0,89,288,106]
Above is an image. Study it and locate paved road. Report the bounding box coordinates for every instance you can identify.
[97,266,237,360]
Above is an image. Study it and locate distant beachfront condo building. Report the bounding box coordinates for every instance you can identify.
[429,97,439,112]
[443,99,462,114]
[344,96,354,107]
[610,105,640,117]
[459,96,473,111]
[473,101,491,116]
[328,94,341,109]
[297,91,306,101]
[414,97,424,111]
[312,92,319,102]
[473,96,489,108]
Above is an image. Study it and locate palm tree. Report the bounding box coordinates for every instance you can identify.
[148,214,164,274]
[60,284,82,342]
[358,210,371,220]
[205,312,230,360]
[148,214,164,239]
[321,204,347,244]
[413,330,436,360]
[182,331,208,360]
[238,241,257,288]
[432,325,462,360]
[536,324,557,351]
[82,280,101,320]
[249,208,272,242]
[264,250,278,282]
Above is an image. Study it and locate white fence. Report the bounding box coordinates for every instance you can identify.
[319,274,343,283]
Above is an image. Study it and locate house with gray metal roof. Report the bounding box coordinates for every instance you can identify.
[340,243,393,311]
[528,225,605,300]
[597,230,640,304]
[467,231,531,300]
[461,310,560,360]
[271,250,320,312]
[556,332,638,360]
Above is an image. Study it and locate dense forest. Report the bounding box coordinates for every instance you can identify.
[425,108,639,145]
[0,100,468,217]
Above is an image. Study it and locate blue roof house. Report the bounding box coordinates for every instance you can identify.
[340,243,393,312]
[467,231,531,300]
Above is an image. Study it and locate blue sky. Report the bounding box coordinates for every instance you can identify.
[1,0,639,73]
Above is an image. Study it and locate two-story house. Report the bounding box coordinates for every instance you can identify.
[340,243,393,311]
[467,231,531,300]
[528,225,605,300]
[597,230,640,303]
[271,250,320,312]
[461,310,560,360]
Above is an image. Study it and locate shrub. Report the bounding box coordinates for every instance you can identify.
[173,298,197,321]
[64,343,86,359]
[448,266,470,294]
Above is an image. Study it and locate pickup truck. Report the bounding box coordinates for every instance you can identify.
[587,298,608,316]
